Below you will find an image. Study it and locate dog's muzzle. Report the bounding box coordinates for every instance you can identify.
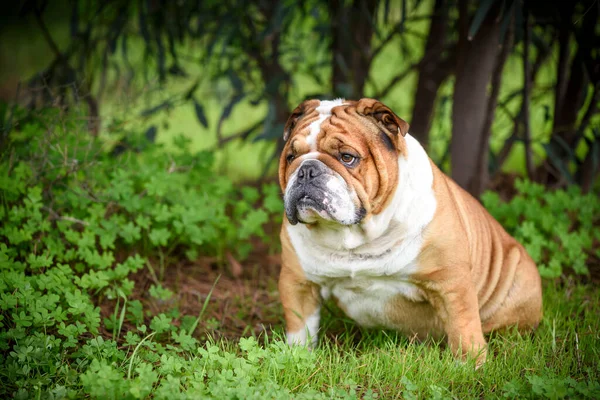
[284,160,364,225]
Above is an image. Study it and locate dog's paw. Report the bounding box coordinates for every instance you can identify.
[286,330,318,349]
[449,334,488,369]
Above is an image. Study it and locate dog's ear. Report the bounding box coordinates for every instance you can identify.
[283,100,320,141]
[283,105,303,142]
[356,98,409,137]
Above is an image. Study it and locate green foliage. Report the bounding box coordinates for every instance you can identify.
[0,112,283,396]
[1,113,599,398]
[502,373,600,399]
[482,179,600,279]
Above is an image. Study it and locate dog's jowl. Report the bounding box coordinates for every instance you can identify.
[278,98,543,366]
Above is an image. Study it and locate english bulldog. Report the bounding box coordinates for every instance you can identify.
[278,98,543,365]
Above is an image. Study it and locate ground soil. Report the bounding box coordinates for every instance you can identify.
[98,235,285,342]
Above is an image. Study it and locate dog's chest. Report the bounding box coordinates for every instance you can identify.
[292,235,427,328]
[320,274,425,328]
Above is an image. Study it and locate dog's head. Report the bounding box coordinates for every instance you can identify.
[279,98,409,226]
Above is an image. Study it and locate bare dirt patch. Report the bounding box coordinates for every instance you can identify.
[99,238,284,342]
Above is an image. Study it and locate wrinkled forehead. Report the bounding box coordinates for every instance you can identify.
[287,98,363,150]
[304,99,347,147]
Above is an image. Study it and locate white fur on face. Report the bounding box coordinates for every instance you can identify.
[286,308,320,348]
[306,99,345,151]
[284,99,355,226]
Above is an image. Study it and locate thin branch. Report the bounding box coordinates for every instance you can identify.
[244,14,270,81]
[495,41,554,112]
[1,82,21,150]
[402,27,428,41]
[33,3,100,135]
[493,38,555,175]
[573,83,600,150]
[374,62,419,99]
[260,145,281,180]
[574,0,598,25]
[215,120,263,149]
[43,206,89,226]
[33,6,64,61]
[370,14,434,60]
[375,41,456,99]
[495,132,519,170]
[371,21,405,60]
[96,45,111,103]
[522,2,534,179]
[481,20,513,144]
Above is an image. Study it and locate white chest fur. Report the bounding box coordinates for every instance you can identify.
[286,135,437,329]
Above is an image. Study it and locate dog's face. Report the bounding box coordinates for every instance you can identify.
[279,98,409,226]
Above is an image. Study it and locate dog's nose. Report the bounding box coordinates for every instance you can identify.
[297,160,323,182]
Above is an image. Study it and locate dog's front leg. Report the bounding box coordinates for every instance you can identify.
[423,273,488,366]
[279,229,321,348]
[279,267,321,347]
[443,286,488,366]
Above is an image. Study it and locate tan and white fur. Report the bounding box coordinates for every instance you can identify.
[278,98,543,366]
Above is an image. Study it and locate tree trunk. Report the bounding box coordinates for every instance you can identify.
[450,0,501,197]
[575,85,600,191]
[329,0,379,98]
[477,16,513,183]
[552,2,575,127]
[409,0,452,146]
[553,55,589,149]
[577,140,600,193]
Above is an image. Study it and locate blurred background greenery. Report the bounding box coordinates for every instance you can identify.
[0,0,598,194]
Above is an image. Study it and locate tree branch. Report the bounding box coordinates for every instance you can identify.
[573,83,600,150]
[371,20,405,60]
[492,24,554,178]
[215,120,263,149]
[44,206,89,226]
[33,4,100,135]
[481,27,513,140]
[474,12,514,185]
[375,40,455,100]
[374,62,419,99]
[522,3,534,179]
[33,6,64,61]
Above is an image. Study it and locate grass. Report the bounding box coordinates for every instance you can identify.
[305,280,599,398]
[88,276,600,399]
[100,248,600,399]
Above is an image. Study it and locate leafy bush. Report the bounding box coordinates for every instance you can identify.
[0,110,283,397]
[1,110,598,398]
[482,180,600,279]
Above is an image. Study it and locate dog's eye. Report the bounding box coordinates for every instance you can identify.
[340,153,357,166]
[286,154,295,164]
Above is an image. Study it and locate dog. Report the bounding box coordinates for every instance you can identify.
[277,98,543,366]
